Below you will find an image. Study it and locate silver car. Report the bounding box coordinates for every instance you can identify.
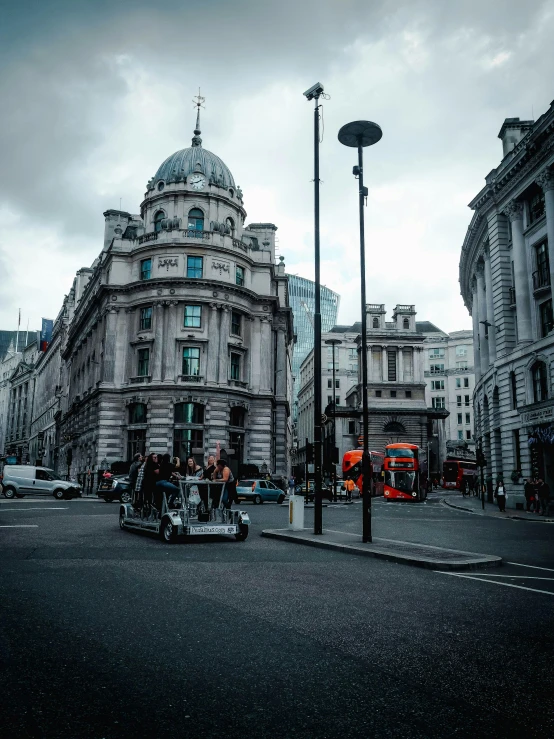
[1,465,82,500]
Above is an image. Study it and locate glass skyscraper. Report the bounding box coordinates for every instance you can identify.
[287,275,340,419]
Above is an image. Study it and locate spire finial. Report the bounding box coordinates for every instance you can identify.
[192,87,205,147]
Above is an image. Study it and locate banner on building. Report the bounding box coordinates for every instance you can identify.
[40,318,53,352]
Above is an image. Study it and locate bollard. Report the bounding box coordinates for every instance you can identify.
[288,494,305,531]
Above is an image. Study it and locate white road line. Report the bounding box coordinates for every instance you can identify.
[468,575,554,580]
[435,571,554,596]
[0,507,68,512]
[507,562,554,572]
[0,525,39,528]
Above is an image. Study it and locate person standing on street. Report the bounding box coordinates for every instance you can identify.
[537,478,551,516]
[288,475,296,496]
[494,479,507,512]
[524,478,536,512]
[460,477,467,497]
[128,453,143,492]
[344,476,355,504]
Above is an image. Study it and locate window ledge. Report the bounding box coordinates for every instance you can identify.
[229,379,248,388]
[130,375,152,384]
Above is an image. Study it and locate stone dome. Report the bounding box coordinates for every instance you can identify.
[153,146,236,189]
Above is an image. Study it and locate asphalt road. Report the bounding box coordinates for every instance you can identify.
[1,491,553,739]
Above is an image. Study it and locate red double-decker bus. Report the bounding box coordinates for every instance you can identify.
[442,459,478,490]
[342,450,384,496]
[384,443,426,501]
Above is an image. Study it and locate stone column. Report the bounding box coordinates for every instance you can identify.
[249,316,261,393]
[102,307,118,384]
[471,279,481,382]
[483,249,496,363]
[504,201,532,342]
[398,347,404,382]
[367,344,372,381]
[151,303,164,382]
[259,317,273,392]
[218,306,230,385]
[382,346,388,382]
[206,303,220,385]
[163,301,179,383]
[475,263,489,374]
[276,326,287,398]
[114,308,131,385]
[536,169,554,293]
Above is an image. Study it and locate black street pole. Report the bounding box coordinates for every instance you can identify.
[338,120,382,543]
[326,338,342,502]
[305,84,324,535]
[357,140,372,542]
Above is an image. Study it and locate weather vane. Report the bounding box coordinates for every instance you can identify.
[192,87,205,112]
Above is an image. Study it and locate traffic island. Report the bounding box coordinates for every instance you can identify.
[261,528,502,571]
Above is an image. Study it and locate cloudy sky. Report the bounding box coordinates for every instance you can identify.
[1,0,553,334]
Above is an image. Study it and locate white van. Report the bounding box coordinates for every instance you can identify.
[1,466,82,500]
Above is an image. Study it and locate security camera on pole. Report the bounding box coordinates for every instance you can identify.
[304,82,325,536]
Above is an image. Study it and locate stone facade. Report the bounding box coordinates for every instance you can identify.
[422,328,476,460]
[4,116,294,480]
[459,103,554,507]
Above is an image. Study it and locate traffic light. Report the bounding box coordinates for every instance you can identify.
[306,442,314,464]
[476,448,486,468]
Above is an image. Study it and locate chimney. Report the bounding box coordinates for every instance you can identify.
[497,118,534,157]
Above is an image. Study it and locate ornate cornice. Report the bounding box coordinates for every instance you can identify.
[536,168,554,193]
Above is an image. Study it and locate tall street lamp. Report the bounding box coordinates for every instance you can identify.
[304,82,325,535]
[325,337,342,502]
[338,120,382,543]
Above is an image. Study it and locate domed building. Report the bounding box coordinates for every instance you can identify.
[51,109,294,481]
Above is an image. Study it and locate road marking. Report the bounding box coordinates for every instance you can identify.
[435,571,554,596]
[0,525,39,528]
[0,507,68,512]
[468,575,554,580]
[507,562,554,572]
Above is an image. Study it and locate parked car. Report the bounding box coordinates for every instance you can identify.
[236,479,286,505]
[295,480,333,502]
[97,475,133,503]
[1,465,82,499]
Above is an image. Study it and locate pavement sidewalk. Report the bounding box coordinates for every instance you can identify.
[442,495,554,522]
[261,527,502,570]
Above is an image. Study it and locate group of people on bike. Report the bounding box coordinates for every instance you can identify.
[127,452,237,520]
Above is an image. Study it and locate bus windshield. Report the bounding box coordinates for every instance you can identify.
[385,470,417,493]
[386,448,415,459]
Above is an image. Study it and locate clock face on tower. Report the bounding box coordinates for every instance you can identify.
[189,174,206,191]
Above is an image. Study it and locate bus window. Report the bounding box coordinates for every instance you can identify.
[386,448,415,458]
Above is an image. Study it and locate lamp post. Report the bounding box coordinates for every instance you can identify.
[338,120,382,543]
[325,338,342,502]
[304,82,325,535]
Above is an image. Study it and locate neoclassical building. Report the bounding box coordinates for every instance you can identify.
[39,111,293,479]
[296,304,449,476]
[460,103,554,506]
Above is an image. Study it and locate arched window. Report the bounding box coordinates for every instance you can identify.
[372,317,379,328]
[531,361,548,403]
[226,217,235,237]
[128,403,147,425]
[154,210,165,233]
[174,402,204,424]
[230,406,245,427]
[403,317,409,329]
[188,208,204,232]
[383,421,406,434]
